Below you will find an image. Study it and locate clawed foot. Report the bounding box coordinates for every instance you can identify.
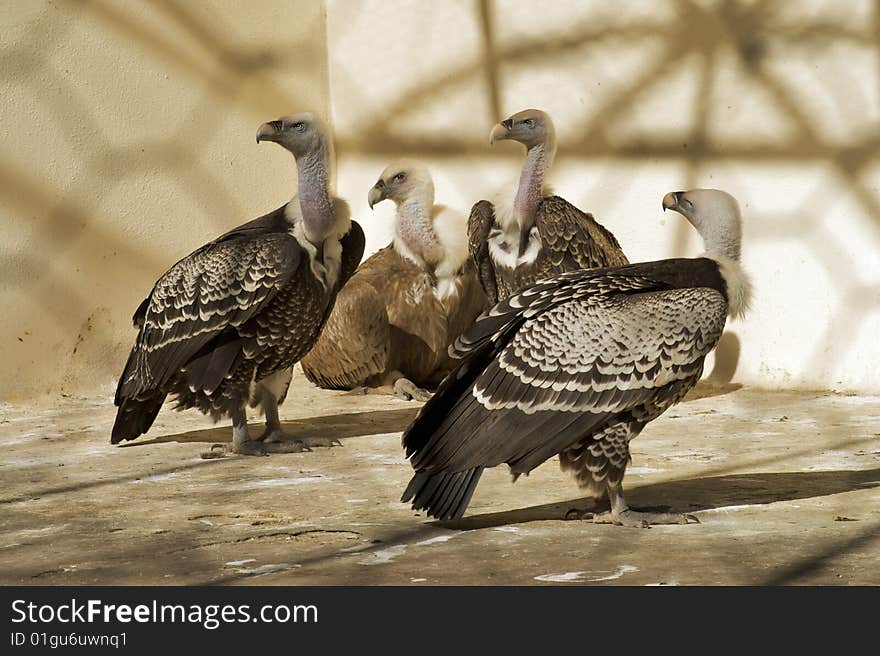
[393,378,432,402]
[200,444,232,459]
[565,507,699,527]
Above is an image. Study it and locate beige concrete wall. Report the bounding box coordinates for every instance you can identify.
[0,0,331,401]
[328,0,880,393]
[4,1,879,401]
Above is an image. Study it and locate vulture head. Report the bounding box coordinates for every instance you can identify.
[368,159,435,210]
[663,188,743,262]
[489,109,556,152]
[256,112,329,159]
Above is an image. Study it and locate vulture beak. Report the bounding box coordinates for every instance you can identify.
[368,181,387,210]
[489,122,510,145]
[256,120,283,144]
[662,191,684,213]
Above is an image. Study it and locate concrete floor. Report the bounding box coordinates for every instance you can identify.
[1,371,878,586]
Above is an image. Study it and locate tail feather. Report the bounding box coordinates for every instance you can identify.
[111,393,166,444]
[402,468,484,521]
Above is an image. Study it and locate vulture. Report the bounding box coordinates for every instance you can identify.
[112,113,365,455]
[469,109,629,304]
[300,160,486,401]
[402,189,752,526]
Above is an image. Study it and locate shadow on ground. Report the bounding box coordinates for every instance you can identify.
[448,468,880,530]
[118,407,421,447]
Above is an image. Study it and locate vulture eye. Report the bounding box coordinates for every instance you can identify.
[393,172,406,183]
[292,122,306,132]
[523,118,536,128]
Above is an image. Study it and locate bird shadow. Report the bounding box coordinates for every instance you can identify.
[444,468,880,531]
[683,380,743,401]
[117,407,420,447]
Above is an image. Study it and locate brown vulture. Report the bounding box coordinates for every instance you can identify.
[469,109,629,304]
[402,189,752,526]
[112,113,365,455]
[300,160,486,400]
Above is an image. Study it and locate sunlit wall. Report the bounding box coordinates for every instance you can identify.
[2,0,878,401]
[328,0,880,393]
[0,0,331,400]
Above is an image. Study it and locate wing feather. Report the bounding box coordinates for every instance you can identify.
[467,200,500,304]
[118,232,302,398]
[405,283,726,477]
[535,196,628,274]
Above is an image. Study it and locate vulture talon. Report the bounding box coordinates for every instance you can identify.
[200,444,230,459]
[232,441,271,457]
[393,378,432,402]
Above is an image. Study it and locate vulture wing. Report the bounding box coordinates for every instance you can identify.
[116,217,302,403]
[535,196,629,274]
[337,219,366,291]
[403,266,727,519]
[467,200,500,305]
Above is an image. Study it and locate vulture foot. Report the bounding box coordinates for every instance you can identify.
[200,441,280,457]
[591,509,700,528]
[393,378,433,402]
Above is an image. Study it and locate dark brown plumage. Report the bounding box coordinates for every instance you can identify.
[403,189,751,526]
[469,195,628,304]
[470,109,628,304]
[113,113,364,454]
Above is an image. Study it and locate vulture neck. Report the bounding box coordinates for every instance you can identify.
[698,214,751,320]
[395,193,442,269]
[296,149,334,246]
[512,142,553,249]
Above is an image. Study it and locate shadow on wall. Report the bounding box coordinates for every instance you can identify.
[328,0,880,388]
[3,0,880,398]
[0,0,327,400]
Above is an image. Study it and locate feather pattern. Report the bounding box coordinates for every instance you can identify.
[469,195,628,305]
[402,256,731,520]
[112,205,365,443]
[301,244,485,390]
[302,162,487,392]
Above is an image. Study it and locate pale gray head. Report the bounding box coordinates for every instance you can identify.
[255,112,328,160]
[368,159,434,209]
[663,188,742,261]
[489,109,556,154]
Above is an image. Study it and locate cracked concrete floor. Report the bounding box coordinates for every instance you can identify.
[1,370,879,586]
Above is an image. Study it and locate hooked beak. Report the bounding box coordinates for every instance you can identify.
[662,191,685,213]
[489,122,510,145]
[256,120,283,144]
[368,182,387,210]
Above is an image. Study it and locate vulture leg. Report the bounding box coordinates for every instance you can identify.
[228,405,273,456]
[391,374,432,402]
[253,382,341,451]
[591,482,700,527]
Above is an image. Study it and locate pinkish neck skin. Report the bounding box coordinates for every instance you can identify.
[513,144,549,236]
[296,151,333,244]
[396,197,439,260]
